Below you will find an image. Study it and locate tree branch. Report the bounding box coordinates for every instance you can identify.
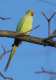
[0,45,11,60]
[0,17,11,20]
[44,34,56,40]
[41,11,56,36]
[35,67,56,76]
[0,30,56,47]
[0,71,13,80]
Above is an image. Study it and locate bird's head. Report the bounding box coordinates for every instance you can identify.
[26,9,34,16]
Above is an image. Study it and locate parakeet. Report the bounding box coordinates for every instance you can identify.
[4,9,34,71]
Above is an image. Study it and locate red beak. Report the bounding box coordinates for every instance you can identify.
[31,12,34,16]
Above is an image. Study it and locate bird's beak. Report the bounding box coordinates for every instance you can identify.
[31,12,34,16]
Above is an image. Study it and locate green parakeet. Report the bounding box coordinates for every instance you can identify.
[4,9,34,71]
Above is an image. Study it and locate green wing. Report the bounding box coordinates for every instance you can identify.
[16,16,25,32]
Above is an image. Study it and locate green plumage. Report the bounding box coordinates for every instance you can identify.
[16,17,25,32]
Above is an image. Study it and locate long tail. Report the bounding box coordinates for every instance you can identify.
[4,45,17,71]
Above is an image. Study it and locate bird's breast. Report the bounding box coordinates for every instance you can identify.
[20,16,33,33]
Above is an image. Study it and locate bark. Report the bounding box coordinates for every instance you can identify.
[0,30,56,47]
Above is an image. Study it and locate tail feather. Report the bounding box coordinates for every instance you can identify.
[4,46,17,71]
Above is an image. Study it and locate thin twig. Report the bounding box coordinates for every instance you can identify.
[41,11,56,37]
[0,17,11,20]
[43,34,56,40]
[49,12,56,21]
[41,11,48,20]
[35,67,56,76]
[0,71,13,80]
[0,45,11,60]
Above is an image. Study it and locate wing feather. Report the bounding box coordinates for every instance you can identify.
[16,16,25,32]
